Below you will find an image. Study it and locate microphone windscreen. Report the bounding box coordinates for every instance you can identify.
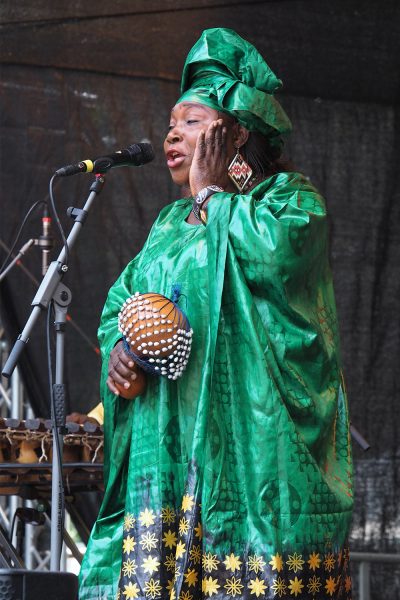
[128,143,155,166]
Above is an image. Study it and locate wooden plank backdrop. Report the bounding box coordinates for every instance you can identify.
[1,1,399,104]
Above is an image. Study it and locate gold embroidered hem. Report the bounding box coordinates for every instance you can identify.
[116,498,352,600]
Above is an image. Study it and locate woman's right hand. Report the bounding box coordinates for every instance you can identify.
[106,340,138,396]
[189,119,230,197]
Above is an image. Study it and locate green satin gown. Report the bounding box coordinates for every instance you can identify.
[79,172,353,600]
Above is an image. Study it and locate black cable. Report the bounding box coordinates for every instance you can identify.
[49,174,69,267]
[9,511,18,545]
[0,199,46,274]
[46,301,65,545]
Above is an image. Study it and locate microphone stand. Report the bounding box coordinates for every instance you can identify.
[0,230,54,284]
[0,239,36,283]
[2,174,106,571]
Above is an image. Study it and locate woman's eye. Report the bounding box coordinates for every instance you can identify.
[167,119,198,132]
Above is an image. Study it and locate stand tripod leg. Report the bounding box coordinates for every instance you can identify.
[0,523,24,569]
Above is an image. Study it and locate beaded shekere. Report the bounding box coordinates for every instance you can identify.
[117,290,193,381]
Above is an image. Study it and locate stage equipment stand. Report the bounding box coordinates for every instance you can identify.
[1,174,105,597]
[0,240,35,284]
[9,369,23,549]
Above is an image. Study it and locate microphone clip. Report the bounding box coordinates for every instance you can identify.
[67,207,88,225]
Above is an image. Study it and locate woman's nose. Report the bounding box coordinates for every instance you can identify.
[166,126,182,144]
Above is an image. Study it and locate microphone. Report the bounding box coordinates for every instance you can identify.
[55,142,155,177]
[35,206,54,275]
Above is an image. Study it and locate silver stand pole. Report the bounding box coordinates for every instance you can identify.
[49,282,71,570]
[9,368,23,547]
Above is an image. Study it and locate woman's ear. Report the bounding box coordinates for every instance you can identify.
[234,124,250,148]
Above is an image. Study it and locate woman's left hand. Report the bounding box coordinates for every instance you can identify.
[189,119,230,196]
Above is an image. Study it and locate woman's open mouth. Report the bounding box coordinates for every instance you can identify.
[166,150,186,169]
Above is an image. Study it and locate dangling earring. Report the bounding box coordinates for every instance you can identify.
[228,147,253,193]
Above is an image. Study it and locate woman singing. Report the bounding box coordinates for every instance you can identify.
[79,28,353,600]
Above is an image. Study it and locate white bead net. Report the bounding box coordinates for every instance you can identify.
[117,291,193,380]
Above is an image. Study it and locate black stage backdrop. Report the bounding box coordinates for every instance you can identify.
[0,2,399,597]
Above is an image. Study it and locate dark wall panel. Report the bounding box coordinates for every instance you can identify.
[0,2,399,597]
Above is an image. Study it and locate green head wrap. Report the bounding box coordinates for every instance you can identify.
[178,28,292,149]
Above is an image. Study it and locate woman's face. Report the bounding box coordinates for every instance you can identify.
[163,102,234,188]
